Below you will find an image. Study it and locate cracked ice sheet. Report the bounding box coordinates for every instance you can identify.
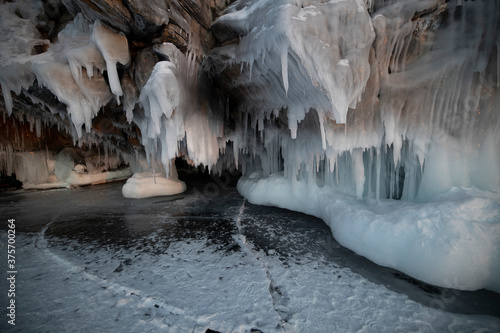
[4,230,500,333]
[3,233,281,332]
[259,254,500,332]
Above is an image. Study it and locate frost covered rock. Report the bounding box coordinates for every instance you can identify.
[138,61,180,137]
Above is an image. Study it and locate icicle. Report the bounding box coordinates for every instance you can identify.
[375,147,381,201]
[281,48,289,95]
[352,149,365,200]
[1,82,13,115]
[35,118,41,137]
[288,115,298,139]
[317,110,326,150]
[497,40,500,88]
[104,145,109,169]
[249,60,253,82]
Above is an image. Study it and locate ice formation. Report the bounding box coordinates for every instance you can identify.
[219,0,499,291]
[1,0,499,292]
[0,0,47,115]
[122,171,186,199]
[207,0,500,203]
[238,173,500,293]
[130,42,224,182]
[91,20,130,103]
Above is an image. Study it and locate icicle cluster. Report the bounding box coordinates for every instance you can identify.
[0,0,47,115]
[208,0,500,202]
[1,9,130,138]
[130,43,224,177]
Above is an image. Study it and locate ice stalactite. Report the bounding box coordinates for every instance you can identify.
[138,61,180,139]
[91,20,130,104]
[0,8,140,188]
[120,40,226,198]
[0,0,48,115]
[130,42,224,175]
[26,15,122,138]
[208,0,374,129]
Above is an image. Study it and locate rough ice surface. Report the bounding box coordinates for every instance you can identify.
[122,172,186,199]
[238,173,500,293]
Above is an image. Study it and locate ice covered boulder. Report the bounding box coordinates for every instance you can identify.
[55,148,84,183]
[122,172,187,199]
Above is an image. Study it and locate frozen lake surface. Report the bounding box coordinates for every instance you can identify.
[1,174,499,332]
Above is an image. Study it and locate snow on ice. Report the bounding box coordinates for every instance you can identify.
[1,184,499,332]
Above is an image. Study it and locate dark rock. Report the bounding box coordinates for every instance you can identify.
[133,47,162,91]
[123,0,170,40]
[62,0,133,34]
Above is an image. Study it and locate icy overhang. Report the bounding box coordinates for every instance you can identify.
[207,0,375,135]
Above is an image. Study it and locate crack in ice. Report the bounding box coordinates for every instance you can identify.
[233,199,290,331]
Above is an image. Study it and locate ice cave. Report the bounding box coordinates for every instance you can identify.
[1,0,500,332]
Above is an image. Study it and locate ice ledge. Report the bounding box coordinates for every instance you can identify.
[237,172,500,293]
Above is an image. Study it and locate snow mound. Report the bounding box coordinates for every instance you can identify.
[238,172,500,293]
[122,172,187,199]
